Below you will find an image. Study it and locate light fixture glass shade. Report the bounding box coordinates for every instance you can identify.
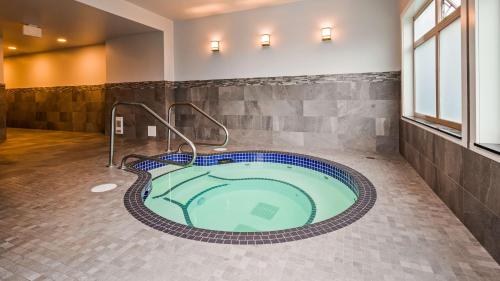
[321,27,332,41]
[261,34,271,46]
[210,40,220,52]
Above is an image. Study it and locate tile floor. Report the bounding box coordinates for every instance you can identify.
[0,128,499,281]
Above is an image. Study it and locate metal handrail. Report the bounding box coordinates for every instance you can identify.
[107,102,197,167]
[167,102,229,152]
[119,154,185,170]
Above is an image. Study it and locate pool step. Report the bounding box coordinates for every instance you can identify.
[149,164,184,179]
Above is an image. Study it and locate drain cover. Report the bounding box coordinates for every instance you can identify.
[251,203,279,220]
[91,184,117,193]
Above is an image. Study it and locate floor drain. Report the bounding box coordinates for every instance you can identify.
[91,184,117,193]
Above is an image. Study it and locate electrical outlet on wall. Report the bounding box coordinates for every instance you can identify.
[115,117,124,135]
[148,126,157,137]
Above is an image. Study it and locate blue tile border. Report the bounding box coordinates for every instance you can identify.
[123,150,377,244]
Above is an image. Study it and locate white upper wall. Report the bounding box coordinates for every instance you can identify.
[106,32,164,83]
[4,45,106,88]
[174,0,402,81]
[476,0,500,143]
[400,0,412,12]
[124,0,304,20]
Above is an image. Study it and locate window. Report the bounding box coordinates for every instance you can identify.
[474,0,500,154]
[442,0,460,17]
[415,38,437,117]
[414,1,436,40]
[439,19,462,123]
[413,0,462,131]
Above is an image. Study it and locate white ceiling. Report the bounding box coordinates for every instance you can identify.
[0,0,158,57]
[124,0,306,20]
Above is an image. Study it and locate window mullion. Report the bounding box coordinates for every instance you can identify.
[436,0,441,119]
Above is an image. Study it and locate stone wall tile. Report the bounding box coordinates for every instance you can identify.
[303,100,336,117]
[338,116,376,152]
[376,136,399,154]
[303,133,342,150]
[376,100,400,118]
[229,129,273,146]
[436,172,464,220]
[243,85,273,100]
[463,190,500,263]
[219,86,244,100]
[278,116,305,132]
[486,161,500,217]
[274,100,303,116]
[216,101,245,115]
[272,131,305,147]
[337,100,376,118]
[276,85,308,100]
[104,81,171,139]
[434,135,463,185]
[463,149,492,204]
[303,116,335,133]
[418,126,434,162]
[302,84,336,100]
[369,80,401,100]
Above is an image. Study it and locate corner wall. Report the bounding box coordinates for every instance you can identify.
[0,84,5,142]
[170,0,402,153]
[104,31,173,140]
[400,119,500,263]
[4,45,107,133]
[4,32,169,137]
[0,37,6,142]
[75,0,174,81]
[106,32,164,83]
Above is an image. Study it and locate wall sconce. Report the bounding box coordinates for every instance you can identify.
[210,40,220,52]
[260,34,271,47]
[321,27,332,41]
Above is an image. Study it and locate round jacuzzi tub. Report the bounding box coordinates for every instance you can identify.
[124,151,376,244]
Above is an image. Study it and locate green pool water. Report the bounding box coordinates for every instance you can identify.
[144,162,357,232]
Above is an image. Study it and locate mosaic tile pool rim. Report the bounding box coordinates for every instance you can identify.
[123,151,377,244]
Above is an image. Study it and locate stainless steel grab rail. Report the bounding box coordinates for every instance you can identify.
[107,102,197,168]
[119,154,184,170]
[167,102,229,152]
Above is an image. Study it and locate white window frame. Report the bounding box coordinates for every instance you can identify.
[401,0,468,147]
[467,0,500,162]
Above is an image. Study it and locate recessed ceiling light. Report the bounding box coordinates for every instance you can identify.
[57,38,67,43]
[7,46,17,50]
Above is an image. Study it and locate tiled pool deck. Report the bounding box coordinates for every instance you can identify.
[0,128,499,281]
